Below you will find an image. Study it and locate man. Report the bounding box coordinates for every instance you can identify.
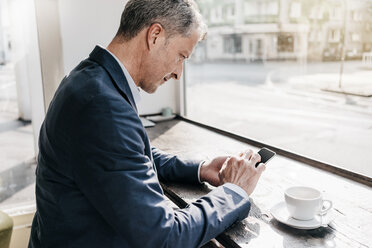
[29,0,266,247]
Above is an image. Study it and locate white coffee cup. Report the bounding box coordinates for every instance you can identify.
[284,186,332,221]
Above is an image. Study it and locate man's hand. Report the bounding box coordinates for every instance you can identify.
[200,149,266,196]
[199,156,229,186]
[219,149,266,196]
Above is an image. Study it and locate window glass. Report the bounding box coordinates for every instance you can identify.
[185,0,372,178]
[0,0,36,209]
[224,34,242,54]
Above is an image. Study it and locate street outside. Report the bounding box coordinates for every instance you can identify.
[0,64,17,114]
[185,60,372,178]
[0,63,34,173]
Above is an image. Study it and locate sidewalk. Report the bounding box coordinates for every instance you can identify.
[285,70,372,98]
[187,81,372,178]
[0,64,36,209]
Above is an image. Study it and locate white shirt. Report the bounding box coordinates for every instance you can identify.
[104,47,141,110]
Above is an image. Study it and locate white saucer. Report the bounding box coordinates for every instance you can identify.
[270,202,335,230]
[146,115,176,123]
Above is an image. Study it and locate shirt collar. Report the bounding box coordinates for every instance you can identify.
[103,46,141,108]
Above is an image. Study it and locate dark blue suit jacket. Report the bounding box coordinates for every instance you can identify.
[29,46,251,248]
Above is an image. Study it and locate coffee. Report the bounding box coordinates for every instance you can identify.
[284,186,332,221]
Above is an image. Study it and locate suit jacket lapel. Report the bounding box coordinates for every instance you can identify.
[88,46,157,166]
[88,46,138,113]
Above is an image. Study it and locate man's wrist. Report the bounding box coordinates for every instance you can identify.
[197,161,206,183]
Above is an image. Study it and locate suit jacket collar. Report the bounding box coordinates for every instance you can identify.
[89,45,138,113]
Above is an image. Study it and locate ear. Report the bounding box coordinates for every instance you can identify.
[146,23,164,50]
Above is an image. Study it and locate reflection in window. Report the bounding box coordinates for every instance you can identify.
[224,34,242,54]
[351,10,362,22]
[351,33,360,42]
[0,0,36,209]
[277,34,294,53]
[290,2,301,18]
[210,6,223,24]
[226,5,235,19]
[244,0,279,23]
[328,29,340,43]
[330,7,342,20]
[186,0,372,178]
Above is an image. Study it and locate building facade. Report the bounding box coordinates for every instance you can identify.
[194,0,372,62]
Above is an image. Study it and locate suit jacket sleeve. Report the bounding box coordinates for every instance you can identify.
[72,94,251,248]
[152,147,201,184]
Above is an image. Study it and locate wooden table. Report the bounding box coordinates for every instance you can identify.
[146,119,372,248]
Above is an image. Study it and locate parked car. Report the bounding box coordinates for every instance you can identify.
[322,48,341,61]
[345,49,362,60]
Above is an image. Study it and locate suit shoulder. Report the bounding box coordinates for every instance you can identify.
[44,58,139,140]
[63,59,116,100]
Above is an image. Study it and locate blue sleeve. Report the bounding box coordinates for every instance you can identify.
[152,147,202,184]
[224,183,249,198]
[72,95,251,247]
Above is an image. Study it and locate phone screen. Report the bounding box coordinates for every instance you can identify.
[255,147,276,167]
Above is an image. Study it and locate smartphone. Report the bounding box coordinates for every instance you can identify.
[255,147,276,167]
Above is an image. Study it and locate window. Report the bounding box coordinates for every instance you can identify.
[309,7,317,19]
[309,31,315,42]
[267,1,279,15]
[317,32,323,42]
[352,11,362,22]
[0,0,38,209]
[277,34,294,52]
[226,5,235,19]
[244,2,256,17]
[309,30,322,43]
[223,34,242,54]
[290,2,301,18]
[351,33,360,42]
[186,0,372,178]
[329,29,340,42]
[245,1,278,17]
[210,6,223,23]
[330,7,342,20]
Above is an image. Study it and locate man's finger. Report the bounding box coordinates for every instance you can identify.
[250,153,261,165]
[221,156,231,169]
[240,149,253,160]
[256,163,266,173]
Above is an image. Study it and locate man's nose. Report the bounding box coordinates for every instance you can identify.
[171,62,183,80]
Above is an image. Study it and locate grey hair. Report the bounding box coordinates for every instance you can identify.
[116,0,207,41]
